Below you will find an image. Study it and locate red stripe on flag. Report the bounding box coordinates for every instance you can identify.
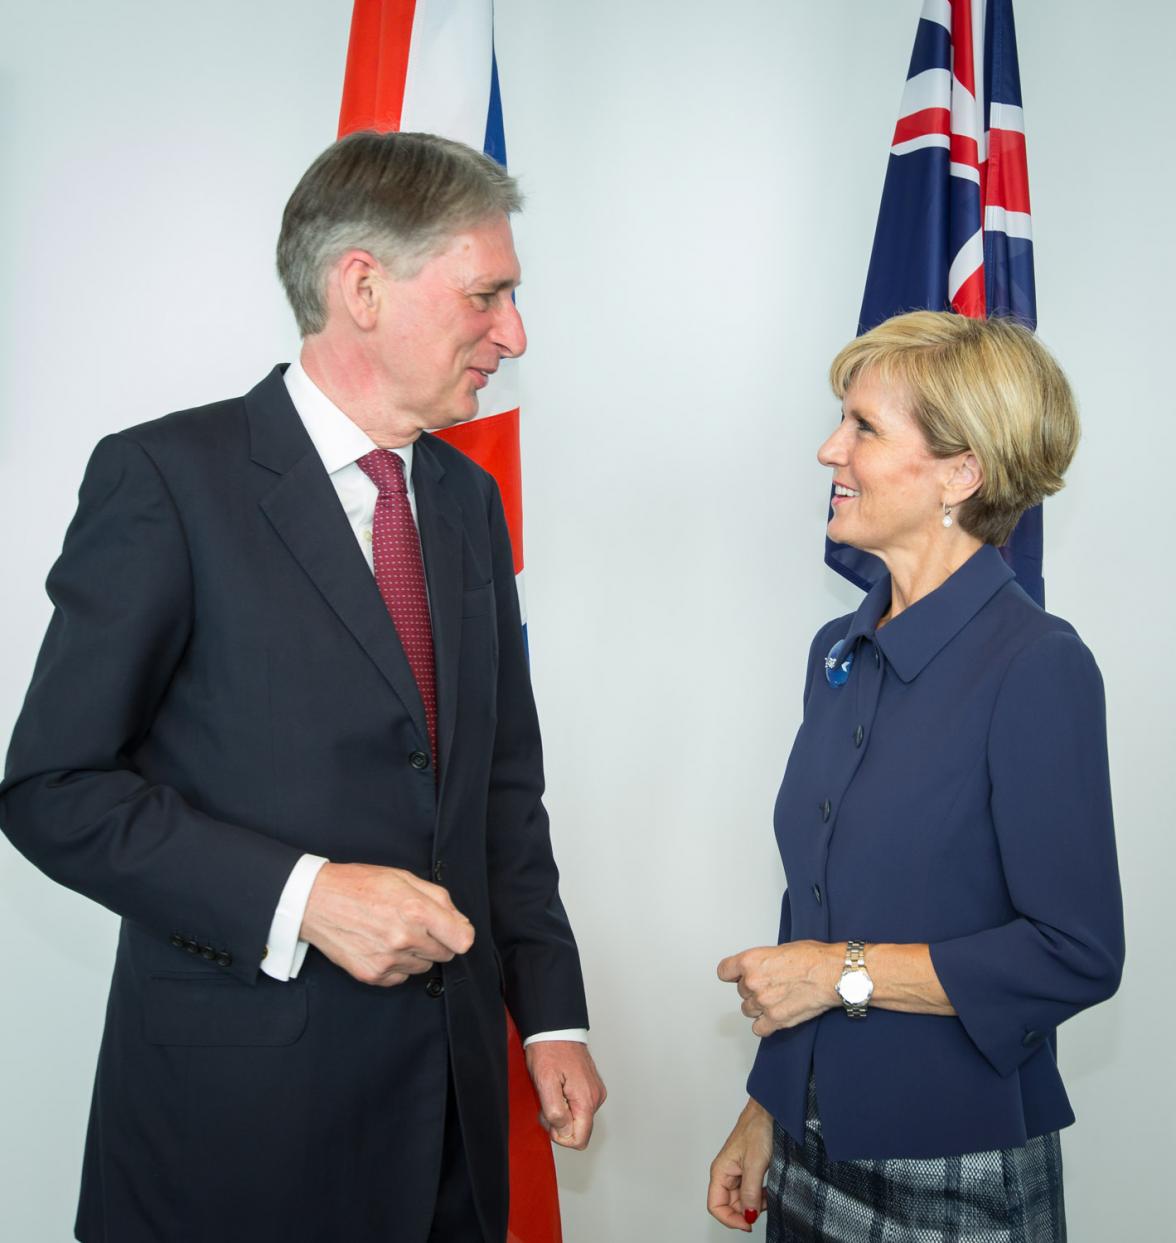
[951,264,987,318]
[435,410,525,576]
[892,107,950,146]
[337,0,417,137]
[504,1012,563,1243]
[949,133,980,170]
[985,129,1032,214]
[951,0,977,97]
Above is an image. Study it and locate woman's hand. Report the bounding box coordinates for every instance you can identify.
[717,941,841,1036]
[708,1098,773,1230]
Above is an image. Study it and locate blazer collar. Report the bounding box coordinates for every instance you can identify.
[245,365,312,474]
[842,544,1016,683]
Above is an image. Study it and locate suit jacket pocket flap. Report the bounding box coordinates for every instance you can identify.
[145,974,308,1047]
[462,581,495,617]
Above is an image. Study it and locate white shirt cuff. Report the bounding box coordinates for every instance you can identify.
[523,1028,589,1047]
[260,854,328,981]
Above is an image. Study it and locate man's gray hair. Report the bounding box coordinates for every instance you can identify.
[276,130,523,337]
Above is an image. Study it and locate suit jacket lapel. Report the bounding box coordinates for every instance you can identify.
[412,436,463,780]
[245,368,430,748]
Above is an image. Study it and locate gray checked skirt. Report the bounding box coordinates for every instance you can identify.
[765,1079,1066,1243]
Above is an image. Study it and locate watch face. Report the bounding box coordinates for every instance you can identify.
[837,969,873,1005]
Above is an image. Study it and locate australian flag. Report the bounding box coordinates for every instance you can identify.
[827,0,1043,605]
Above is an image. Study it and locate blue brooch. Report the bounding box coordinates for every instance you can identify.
[824,639,854,687]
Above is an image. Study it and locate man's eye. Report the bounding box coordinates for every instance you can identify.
[472,293,494,310]
[855,419,875,434]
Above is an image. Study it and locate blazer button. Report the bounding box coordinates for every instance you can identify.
[853,725,865,748]
[820,799,832,822]
[1022,1029,1043,1047]
[199,944,216,961]
[409,750,430,771]
[184,938,200,954]
[425,977,445,998]
[812,884,822,904]
[215,952,232,968]
[432,859,445,883]
[169,933,186,949]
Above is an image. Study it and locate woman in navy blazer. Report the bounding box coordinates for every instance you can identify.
[707,312,1123,1241]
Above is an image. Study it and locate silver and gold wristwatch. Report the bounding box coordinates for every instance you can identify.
[834,940,873,1018]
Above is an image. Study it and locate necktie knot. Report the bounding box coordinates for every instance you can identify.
[357,448,407,495]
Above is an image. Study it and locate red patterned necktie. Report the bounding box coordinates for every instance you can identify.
[356,449,437,764]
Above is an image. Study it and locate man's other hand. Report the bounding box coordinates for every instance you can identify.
[524,1040,607,1150]
[300,862,474,986]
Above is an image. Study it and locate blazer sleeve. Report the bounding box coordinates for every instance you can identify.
[929,629,1125,1077]
[479,482,588,1038]
[0,435,302,983]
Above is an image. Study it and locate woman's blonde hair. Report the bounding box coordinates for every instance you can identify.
[829,311,1079,546]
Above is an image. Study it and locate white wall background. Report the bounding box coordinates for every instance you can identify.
[1,1,1170,1239]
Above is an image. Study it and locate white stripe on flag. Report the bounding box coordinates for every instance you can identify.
[984,206,1033,240]
[401,0,494,150]
[515,568,527,626]
[988,102,1026,134]
[947,228,984,301]
[920,0,952,34]
[892,133,950,157]
[898,68,951,119]
[951,77,985,158]
[950,161,980,185]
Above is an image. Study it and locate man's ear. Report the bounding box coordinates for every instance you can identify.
[334,250,382,331]
[946,451,984,506]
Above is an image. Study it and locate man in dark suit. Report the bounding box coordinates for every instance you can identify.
[0,130,604,1243]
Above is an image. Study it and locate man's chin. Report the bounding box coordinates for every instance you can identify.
[431,410,479,432]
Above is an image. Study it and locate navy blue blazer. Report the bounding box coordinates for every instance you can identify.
[747,545,1123,1160]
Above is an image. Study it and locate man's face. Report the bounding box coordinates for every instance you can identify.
[372,213,526,431]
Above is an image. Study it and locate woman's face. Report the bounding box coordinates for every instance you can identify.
[818,370,954,561]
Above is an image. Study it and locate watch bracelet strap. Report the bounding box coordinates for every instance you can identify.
[842,939,868,1019]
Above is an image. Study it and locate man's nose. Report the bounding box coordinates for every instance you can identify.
[494,298,527,359]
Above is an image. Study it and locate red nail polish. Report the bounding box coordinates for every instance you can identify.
[744,1208,759,1224]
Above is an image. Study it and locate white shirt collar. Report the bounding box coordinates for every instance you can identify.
[283,357,414,480]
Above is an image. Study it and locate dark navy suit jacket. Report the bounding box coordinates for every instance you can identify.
[748,545,1123,1160]
[0,368,588,1243]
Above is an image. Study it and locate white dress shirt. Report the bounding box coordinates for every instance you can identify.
[261,360,584,1047]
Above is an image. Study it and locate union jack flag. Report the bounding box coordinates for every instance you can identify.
[339,0,527,628]
[337,4,560,1242]
[827,0,1044,605]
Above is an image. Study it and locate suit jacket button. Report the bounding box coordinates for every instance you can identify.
[184,938,200,954]
[820,799,832,822]
[853,725,865,747]
[432,859,445,883]
[425,977,444,998]
[169,934,186,949]
[1022,1029,1043,1047]
[409,751,430,771]
[812,884,822,904]
[215,952,232,968]
[199,944,216,961]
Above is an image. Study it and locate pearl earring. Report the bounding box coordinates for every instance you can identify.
[942,503,953,529]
